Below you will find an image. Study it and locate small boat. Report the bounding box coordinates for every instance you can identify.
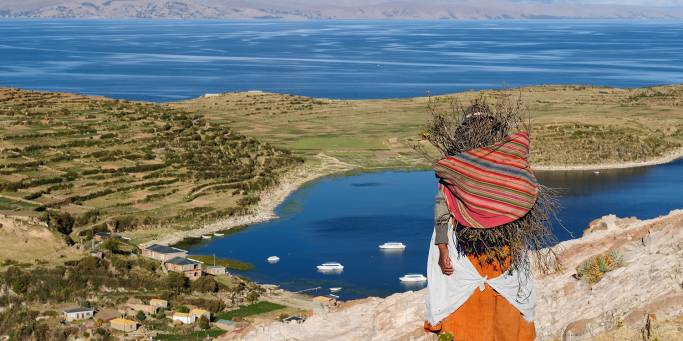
[379,242,406,250]
[267,256,280,263]
[317,262,344,271]
[201,235,212,239]
[329,294,340,299]
[329,287,342,292]
[399,274,427,282]
[213,232,224,237]
[593,171,601,175]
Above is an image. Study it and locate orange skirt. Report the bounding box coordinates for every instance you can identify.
[424,254,536,341]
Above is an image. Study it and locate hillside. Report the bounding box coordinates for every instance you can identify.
[174,85,683,170]
[240,210,683,340]
[2,0,683,19]
[0,89,301,244]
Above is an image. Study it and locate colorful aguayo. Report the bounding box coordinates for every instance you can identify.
[434,132,539,229]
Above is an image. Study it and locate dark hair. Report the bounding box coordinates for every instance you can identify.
[448,102,506,155]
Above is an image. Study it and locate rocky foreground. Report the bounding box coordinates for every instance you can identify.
[235,210,683,340]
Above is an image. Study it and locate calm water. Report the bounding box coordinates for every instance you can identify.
[1,20,683,101]
[188,159,683,299]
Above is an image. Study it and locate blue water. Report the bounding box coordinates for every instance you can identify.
[189,159,683,299]
[1,20,683,101]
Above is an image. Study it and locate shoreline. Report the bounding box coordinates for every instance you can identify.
[138,148,682,248]
[138,154,354,248]
[533,147,683,171]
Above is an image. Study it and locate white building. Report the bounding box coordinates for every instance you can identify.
[63,307,94,322]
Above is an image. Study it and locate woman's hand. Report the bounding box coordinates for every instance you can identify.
[437,244,453,276]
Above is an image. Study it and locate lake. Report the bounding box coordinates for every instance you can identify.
[187,158,683,300]
[1,20,682,101]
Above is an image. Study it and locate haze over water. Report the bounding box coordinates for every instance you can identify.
[1,20,682,101]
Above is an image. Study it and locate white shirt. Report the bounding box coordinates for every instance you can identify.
[424,223,536,326]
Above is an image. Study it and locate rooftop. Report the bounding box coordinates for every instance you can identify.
[166,257,200,266]
[146,244,187,254]
[64,307,94,314]
[110,318,136,326]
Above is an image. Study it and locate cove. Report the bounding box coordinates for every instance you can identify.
[187,159,683,299]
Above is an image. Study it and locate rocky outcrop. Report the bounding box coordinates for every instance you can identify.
[236,210,683,341]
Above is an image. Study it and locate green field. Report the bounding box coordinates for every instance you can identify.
[214,301,286,320]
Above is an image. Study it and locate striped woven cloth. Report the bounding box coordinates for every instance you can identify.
[434,131,539,229]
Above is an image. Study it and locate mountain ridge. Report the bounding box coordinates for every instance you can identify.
[2,0,683,19]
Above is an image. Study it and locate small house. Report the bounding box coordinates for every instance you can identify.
[189,308,210,321]
[165,257,202,280]
[93,231,111,242]
[142,244,187,262]
[110,317,137,332]
[149,298,168,309]
[63,307,94,322]
[127,303,157,315]
[204,265,226,276]
[171,308,211,324]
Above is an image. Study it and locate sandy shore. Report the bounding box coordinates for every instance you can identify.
[138,148,682,248]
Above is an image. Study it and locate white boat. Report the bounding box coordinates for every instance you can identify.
[399,274,427,282]
[379,242,406,250]
[267,256,280,263]
[213,233,224,237]
[329,287,342,292]
[593,171,601,175]
[201,235,212,239]
[317,262,344,271]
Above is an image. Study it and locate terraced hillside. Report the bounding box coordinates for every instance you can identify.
[0,89,302,241]
[174,85,683,169]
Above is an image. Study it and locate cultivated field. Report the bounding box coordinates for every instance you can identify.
[0,89,302,241]
[173,85,683,169]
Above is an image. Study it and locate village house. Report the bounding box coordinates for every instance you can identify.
[204,265,226,276]
[110,317,137,332]
[63,307,94,322]
[164,256,202,280]
[93,231,111,242]
[172,308,211,324]
[127,303,157,315]
[149,298,168,309]
[142,244,187,262]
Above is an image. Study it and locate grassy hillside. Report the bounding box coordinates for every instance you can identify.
[0,89,302,240]
[173,85,683,169]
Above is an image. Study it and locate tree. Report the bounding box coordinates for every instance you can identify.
[44,210,74,235]
[165,272,188,294]
[246,290,259,305]
[198,316,210,330]
[190,276,217,293]
[135,310,146,322]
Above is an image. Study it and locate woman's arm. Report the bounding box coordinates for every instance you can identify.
[434,190,453,275]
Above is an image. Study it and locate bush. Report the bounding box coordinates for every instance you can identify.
[576,249,624,284]
[44,210,74,235]
[135,310,146,322]
[198,316,210,330]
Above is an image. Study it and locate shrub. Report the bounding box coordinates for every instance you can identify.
[576,249,624,284]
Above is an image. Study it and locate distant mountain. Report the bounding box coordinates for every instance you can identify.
[2,0,683,19]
